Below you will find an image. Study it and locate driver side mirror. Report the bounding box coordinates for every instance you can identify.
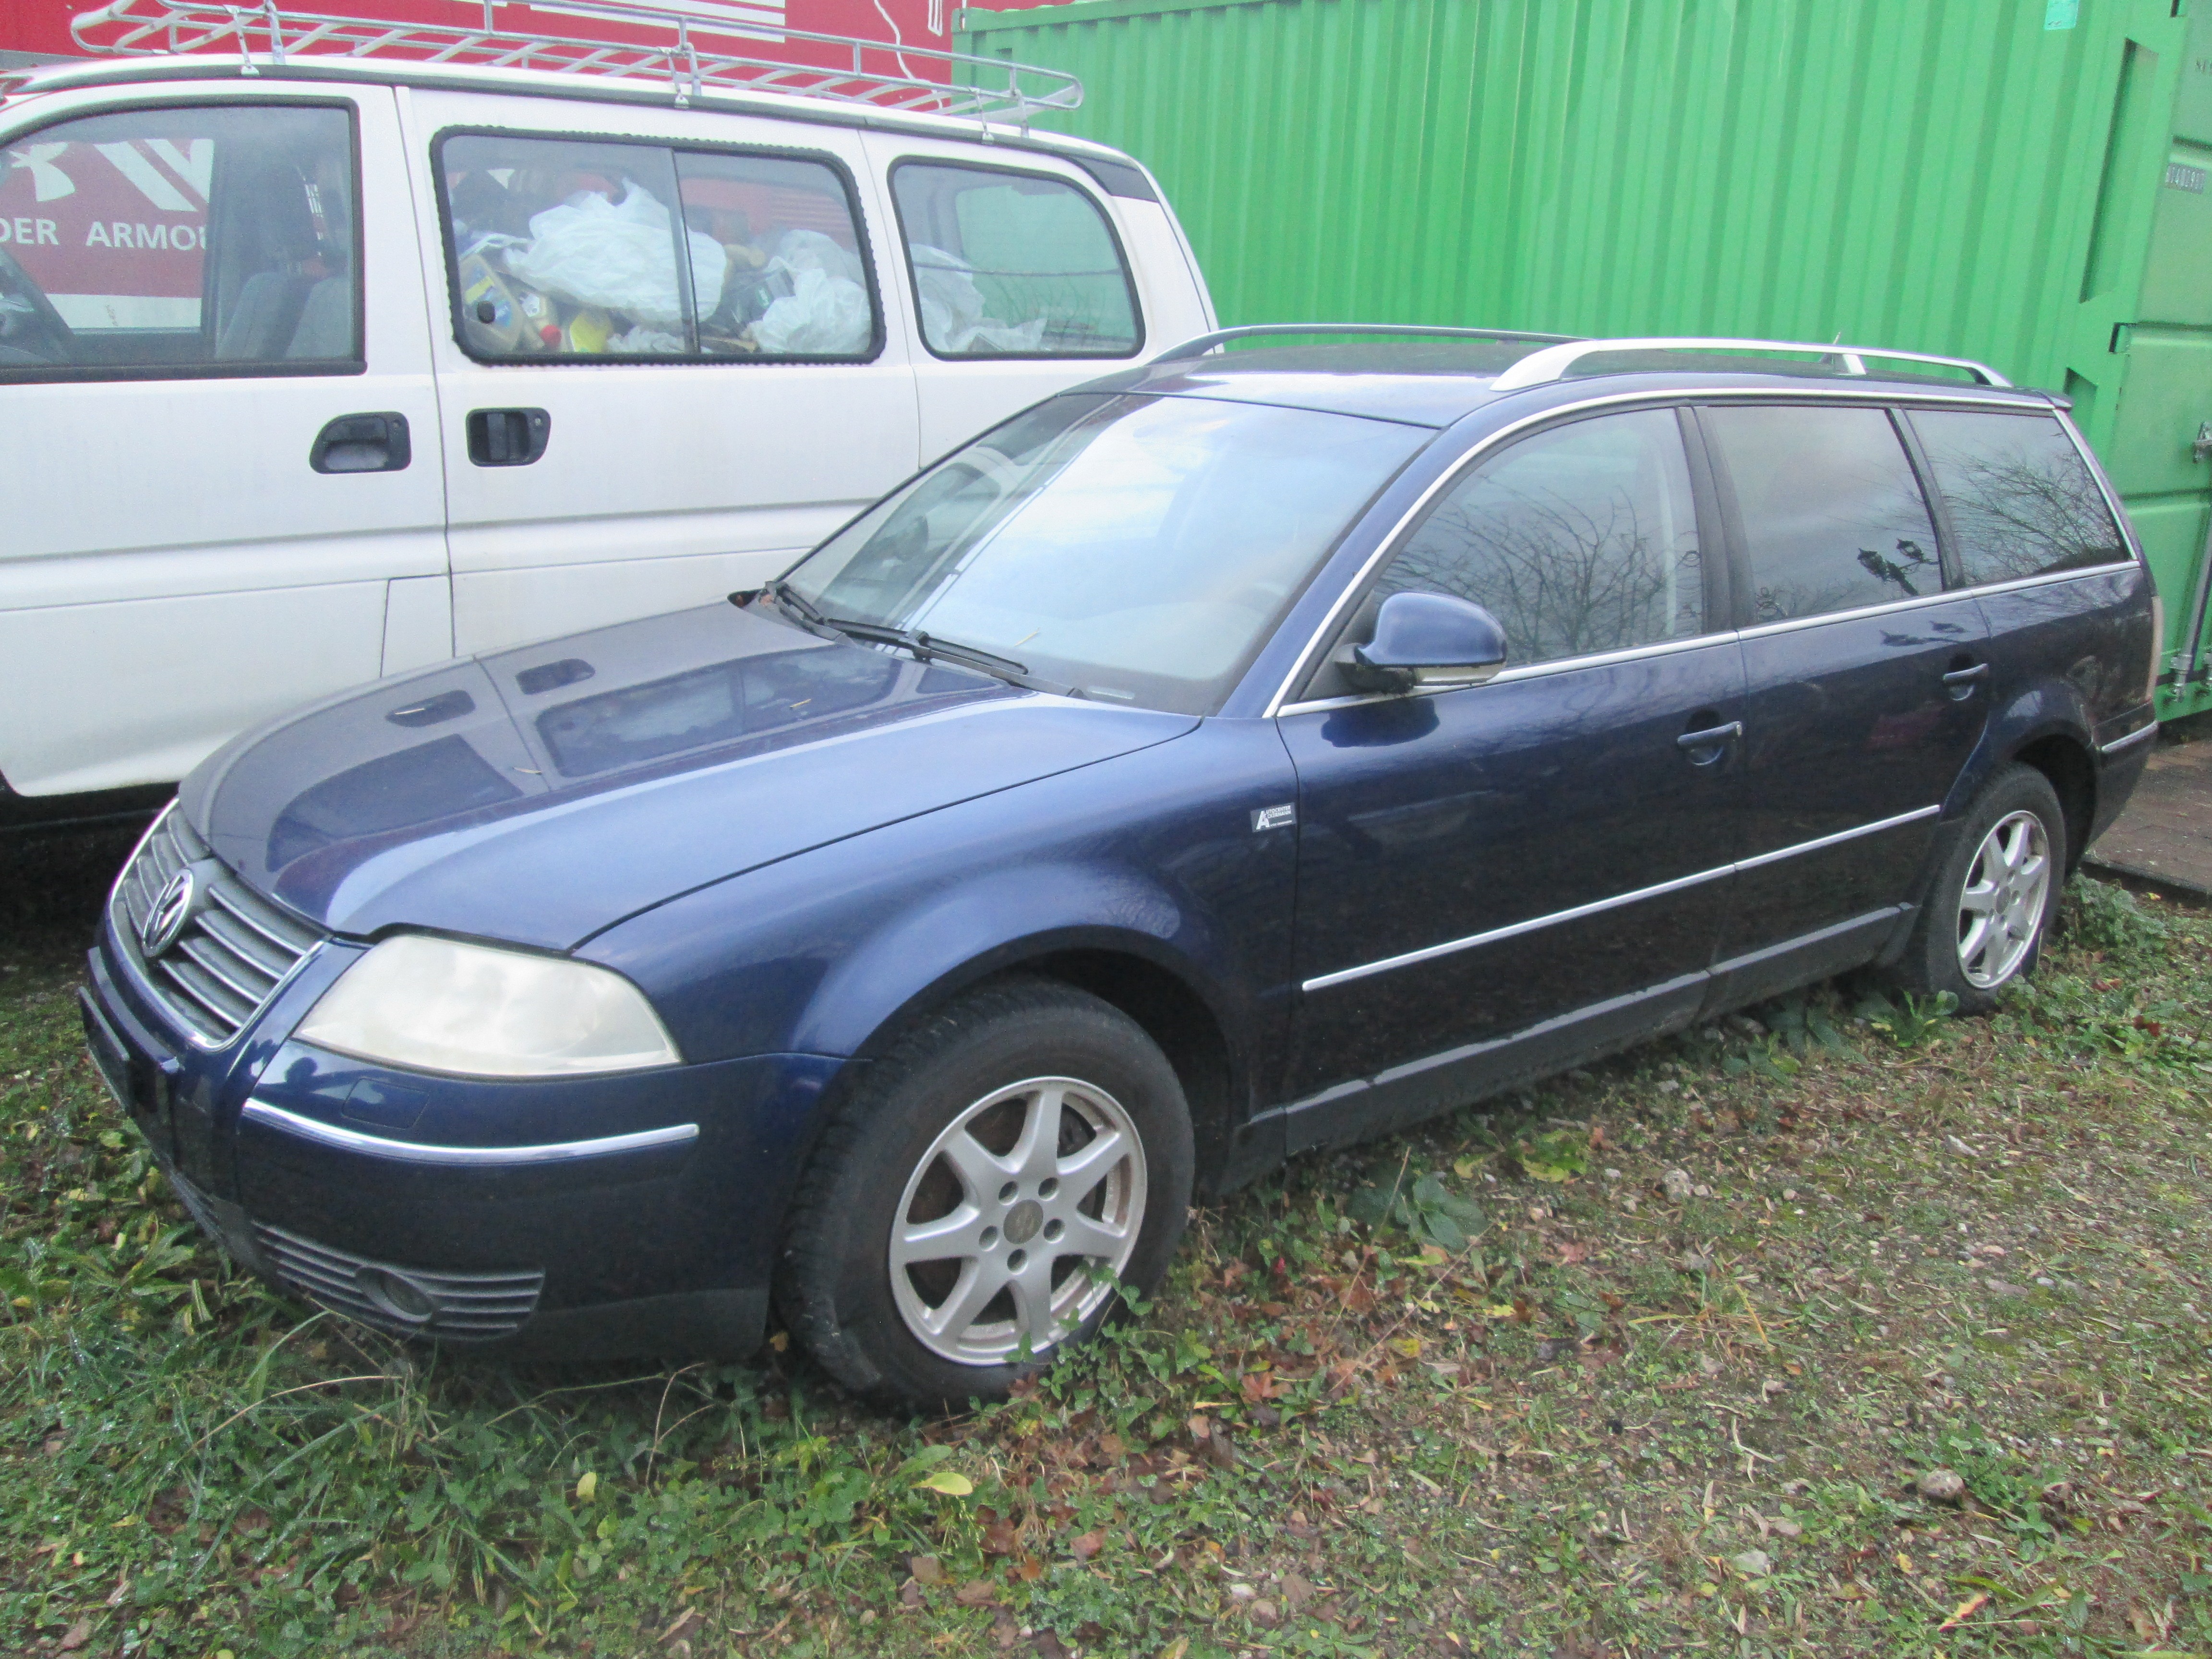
[1343,591,1509,695]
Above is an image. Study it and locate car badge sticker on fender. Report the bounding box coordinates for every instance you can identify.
[140,868,195,959]
[1250,804,1297,832]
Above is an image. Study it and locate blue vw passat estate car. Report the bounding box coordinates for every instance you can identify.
[82,328,2161,1409]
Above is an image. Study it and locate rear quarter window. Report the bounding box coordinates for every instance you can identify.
[1905,409,2128,585]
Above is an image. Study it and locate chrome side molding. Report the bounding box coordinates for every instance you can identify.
[1302,805,1943,993]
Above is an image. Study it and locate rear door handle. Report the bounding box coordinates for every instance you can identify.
[1676,720,1743,754]
[310,412,410,474]
[467,407,552,467]
[1942,661,1990,698]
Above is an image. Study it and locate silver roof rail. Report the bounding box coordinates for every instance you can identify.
[45,0,1081,122]
[1154,323,1576,363]
[1489,335,2009,392]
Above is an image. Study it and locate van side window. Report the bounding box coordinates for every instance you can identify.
[439,134,878,361]
[1703,405,1942,622]
[1370,408,1706,668]
[1906,409,2128,585]
[0,105,358,377]
[889,161,1140,358]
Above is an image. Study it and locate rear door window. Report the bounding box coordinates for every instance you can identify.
[1904,409,2128,585]
[0,104,358,376]
[1702,404,1942,621]
[437,132,878,361]
[889,161,1140,358]
[1369,407,1709,667]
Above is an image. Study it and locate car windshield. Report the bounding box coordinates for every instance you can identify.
[779,392,1429,713]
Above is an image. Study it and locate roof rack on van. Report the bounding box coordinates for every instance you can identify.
[1154,323,1576,362]
[43,0,1082,122]
[1489,336,2009,391]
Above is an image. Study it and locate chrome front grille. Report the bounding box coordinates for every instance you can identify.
[111,806,323,1047]
[252,1222,545,1342]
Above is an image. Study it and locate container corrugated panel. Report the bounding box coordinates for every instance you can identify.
[962,0,2212,717]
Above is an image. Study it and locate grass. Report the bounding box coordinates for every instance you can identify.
[4,826,2211,1658]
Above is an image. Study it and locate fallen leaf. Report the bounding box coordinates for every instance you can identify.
[58,1619,92,1651]
[1938,1592,1990,1632]
[1554,1241,1590,1265]
[1731,1550,1772,1577]
[954,1579,1000,1607]
[916,1470,973,1496]
[1070,1529,1105,1561]
[1895,1551,1914,1574]
[982,1521,1021,1556]
[909,1554,944,1585]
[1187,1413,1211,1441]
[575,1472,597,1503]
[658,1609,703,1644]
[1013,1553,1044,1583]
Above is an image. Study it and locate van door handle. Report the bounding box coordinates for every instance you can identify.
[310,412,410,474]
[467,408,552,467]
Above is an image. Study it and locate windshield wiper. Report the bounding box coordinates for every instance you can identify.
[758,578,830,629]
[750,583,1080,697]
[825,619,1085,698]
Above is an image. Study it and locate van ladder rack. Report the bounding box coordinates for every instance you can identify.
[50,0,1082,123]
[1490,335,2008,390]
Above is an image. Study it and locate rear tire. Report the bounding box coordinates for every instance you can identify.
[1886,765,2066,1014]
[776,977,1193,1412]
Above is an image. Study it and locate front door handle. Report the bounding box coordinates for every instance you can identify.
[1676,719,1743,763]
[310,412,410,474]
[468,407,552,467]
[1941,661,1990,699]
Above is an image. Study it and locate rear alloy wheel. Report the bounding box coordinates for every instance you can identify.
[777,978,1192,1411]
[1955,809,2052,990]
[1887,764,2067,1014]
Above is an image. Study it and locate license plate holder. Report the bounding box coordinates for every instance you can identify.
[80,990,141,1115]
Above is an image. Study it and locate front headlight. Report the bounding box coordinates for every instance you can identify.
[296,935,682,1078]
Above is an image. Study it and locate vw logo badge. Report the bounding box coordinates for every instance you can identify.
[141,868,196,960]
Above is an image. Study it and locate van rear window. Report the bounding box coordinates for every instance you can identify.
[437,132,880,363]
[889,161,1141,359]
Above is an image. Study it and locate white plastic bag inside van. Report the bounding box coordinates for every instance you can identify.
[507,180,726,325]
[746,228,871,354]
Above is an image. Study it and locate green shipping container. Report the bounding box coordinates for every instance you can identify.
[958,0,2212,721]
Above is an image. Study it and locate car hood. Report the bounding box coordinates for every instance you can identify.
[180,602,1198,949]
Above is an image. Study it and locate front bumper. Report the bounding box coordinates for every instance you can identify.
[83,924,843,1361]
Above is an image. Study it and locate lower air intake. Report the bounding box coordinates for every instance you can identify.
[251,1222,543,1342]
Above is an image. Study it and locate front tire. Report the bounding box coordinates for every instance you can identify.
[776,978,1193,1411]
[1888,764,2066,1013]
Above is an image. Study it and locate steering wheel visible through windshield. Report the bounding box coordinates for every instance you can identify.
[779,392,1429,714]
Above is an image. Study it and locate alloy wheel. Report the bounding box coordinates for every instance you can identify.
[1956,808,2051,990]
[889,1075,1146,1365]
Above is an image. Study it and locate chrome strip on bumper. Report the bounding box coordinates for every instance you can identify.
[2098,721,2159,757]
[240,1099,699,1166]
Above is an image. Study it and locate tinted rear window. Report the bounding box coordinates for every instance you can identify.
[1703,405,1942,622]
[1906,409,2128,586]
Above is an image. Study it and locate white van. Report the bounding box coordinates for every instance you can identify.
[0,5,1214,820]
